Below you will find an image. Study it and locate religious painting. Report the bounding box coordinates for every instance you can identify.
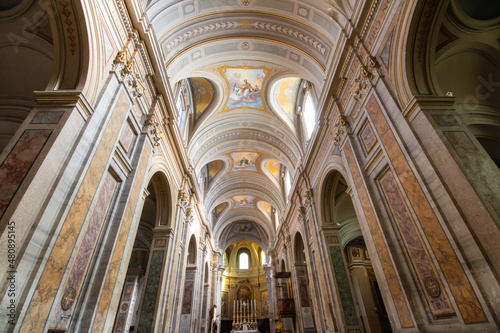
[228,221,259,239]
[213,202,227,219]
[276,77,300,119]
[237,284,253,301]
[225,68,265,109]
[233,195,255,208]
[234,222,255,233]
[189,77,214,120]
[221,291,229,317]
[207,160,223,183]
[231,152,260,172]
[261,290,269,316]
[262,202,272,215]
[266,160,280,180]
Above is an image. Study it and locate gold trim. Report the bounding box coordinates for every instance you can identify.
[114,150,132,173]
[35,98,92,117]
[364,149,382,172]
[165,36,326,71]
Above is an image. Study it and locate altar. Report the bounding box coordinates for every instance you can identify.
[231,324,258,333]
[230,300,259,333]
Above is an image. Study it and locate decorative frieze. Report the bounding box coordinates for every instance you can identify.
[331,114,350,148]
[58,0,77,55]
[304,188,314,207]
[166,20,328,56]
[185,206,194,223]
[178,188,190,208]
[145,112,162,147]
[348,55,382,102]
[297,205,307,223]
[112,49,146,98]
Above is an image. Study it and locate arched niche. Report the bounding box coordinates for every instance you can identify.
[204,262,209,284]
[187,235,197,265]
[148,172,173,227]
[293,232,306,265]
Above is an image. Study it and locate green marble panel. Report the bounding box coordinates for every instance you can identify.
[137,250,164,333]
[329,246,359,325]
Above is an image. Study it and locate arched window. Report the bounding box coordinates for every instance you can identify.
[239,252,249,269]
[284,170,292,199]
[303,92,316,139]
[261,250,266,265]
[176,81,190,136]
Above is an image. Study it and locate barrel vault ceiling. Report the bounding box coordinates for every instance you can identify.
[139,0,353,251]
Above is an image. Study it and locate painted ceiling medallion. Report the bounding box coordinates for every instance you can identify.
[242,0,251,7]
[211,65,279,112]
[233,195,255,208]
[231,152,260,172]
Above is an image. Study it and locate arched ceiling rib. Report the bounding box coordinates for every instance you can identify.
[207,179,285,216]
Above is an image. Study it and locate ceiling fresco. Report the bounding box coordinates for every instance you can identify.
[230,152,260,172]
[233,195,255,208]
[207,160,223,183]
[211,64,279,113]
[266,159,281,180]
[213,202,228,219]
[275,77,301,120]
[143,0,346,251]
[189,77,214,120]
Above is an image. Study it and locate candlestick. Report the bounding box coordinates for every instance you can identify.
[254,298,256,324]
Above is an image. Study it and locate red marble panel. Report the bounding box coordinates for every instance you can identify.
[21,92,131,333]
[182,281,194,314]
[53,173,117,323]
[0,129,52,220]
[116,313,126,332]
[366,96,487,323]
[299,277,310,307]
[91,143,152,332]
[344,142,414,328]
[360,122,377,153]
[379,171,453,316]
[119,122,135,153]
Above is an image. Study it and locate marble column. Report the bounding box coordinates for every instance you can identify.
[196,242,208,332]
[167,193,193,332]
[264,265,276,333]
[112,274,141,333]
[347,247,383,333]
[405,96,500,279]
[212,263,225,333]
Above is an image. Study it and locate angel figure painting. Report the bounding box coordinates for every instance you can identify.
[231,152,260,172]
[233,195,255,208]
[225,68,265,109]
